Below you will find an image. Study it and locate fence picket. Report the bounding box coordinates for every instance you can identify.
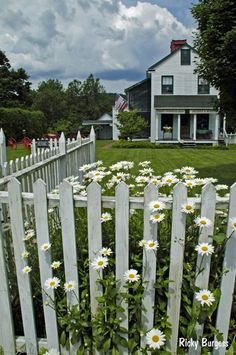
[33,179,60,351]
[59,180,79,305]
[0,226,15,354]
[214,183,236,355]
[8,178,38,354]
[87,182,103,315]
[141,183,158,346]
[189,183,216,355]
[115,182,129,353]
[167,182,187,354]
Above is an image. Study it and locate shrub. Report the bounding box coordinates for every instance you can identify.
[0,107,46,140]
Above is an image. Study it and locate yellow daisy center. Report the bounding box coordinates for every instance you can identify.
[186,205,192,210]
[233,222,236,227]
[152,335,160,343]
[50,281,56,287]
[166,179,172,183]
[201,246,208,252]
[154,203,160,209]
[154,214,160,219]
[98,261,104,266]
[200,220,207,225]
[67,284,73,288]
[149,242,155,247]
[202,294,209,300]
[129,273,135,279]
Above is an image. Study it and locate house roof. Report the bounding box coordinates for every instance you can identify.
[82,113,112,126]
[125,78,150,92]
[154,95,218,109]
[148,43,197,71]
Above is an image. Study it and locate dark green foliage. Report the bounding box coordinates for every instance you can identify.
[116,110,148,140]
[192,0,236,117]
[0,108,46,140]
[0,50,32,108]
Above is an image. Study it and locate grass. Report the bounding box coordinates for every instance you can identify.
[96,140,236,186]
[6,144,30,161]
[5,140,236,186]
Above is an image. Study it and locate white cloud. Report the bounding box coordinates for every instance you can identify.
[0,0,194,92]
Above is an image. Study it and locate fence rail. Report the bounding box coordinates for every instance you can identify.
[0,178,235,354]
[0,128,95,193]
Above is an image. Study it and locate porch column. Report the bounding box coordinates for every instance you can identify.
[193,114,197,140]
[177,114,181,141]
[214,113,219,140]
[155,111,159,140]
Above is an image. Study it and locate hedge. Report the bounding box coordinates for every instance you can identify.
[0,107,46,141]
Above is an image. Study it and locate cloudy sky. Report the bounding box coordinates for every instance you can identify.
[0,0,198,93]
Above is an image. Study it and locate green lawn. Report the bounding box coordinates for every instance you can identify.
[7,144,30,161]
[96,140,236,186]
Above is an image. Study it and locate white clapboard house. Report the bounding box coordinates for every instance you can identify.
[126,40,225,145]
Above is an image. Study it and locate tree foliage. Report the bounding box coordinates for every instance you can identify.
[191,0,236,115]
[116,110,148,140]
[0,50,32,108]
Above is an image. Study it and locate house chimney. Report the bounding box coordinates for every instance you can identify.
[170,39,187,52]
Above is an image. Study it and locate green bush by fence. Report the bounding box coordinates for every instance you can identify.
[0,108,46,140]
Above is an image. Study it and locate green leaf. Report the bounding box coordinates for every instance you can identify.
[60,331,67,346]
[213,233,226,244]
[103,338,111,351]
[226,339,236,355]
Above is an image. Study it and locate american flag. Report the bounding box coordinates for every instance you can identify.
[114,94,128,112]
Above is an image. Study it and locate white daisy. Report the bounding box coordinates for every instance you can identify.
[135,176,149,184]
[124,269,140,283]
[99,247,113,256]
[150,213,165,223]
[139,161,151,167]
[195,289,215,306]
[139,168,154,175]
[51,261,62,269]
[145,240,159,251]
[181,202,195,214]
[149,200,166,212]
[215,184,228,191]
[229,217,236,231]
[195,243,214,256]
[195,216,212,228]
[40,243,52,252]
[184,180,196,188]
[91,256,108,270]
[139,239,147,247]
[22,266,32,274]
[23,229,35,241]
[162,175,179,186]
[101,212,112,223]
[146,328,166,349]
[45,277,60,290]
[64,281,76,292]
[21,250,30,259]
[180,166,198,175]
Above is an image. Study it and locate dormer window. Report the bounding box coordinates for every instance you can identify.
[181,49,191,65]
[162,76,173,94]
[198,77,210,94]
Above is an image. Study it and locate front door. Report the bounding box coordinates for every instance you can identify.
[181,114,190,139]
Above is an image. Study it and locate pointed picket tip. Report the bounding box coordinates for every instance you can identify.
[144,182,157,193]
[33,178,47,188]
[8,177,21,192]
[0,128,5,140]
[202,181,216,193]
[89,125,95,138]
[59,132,66,142]
[60,179,73,191]
[87,180,102,193]
[173,181,187,192]
[115,180,129,193]
[230,182,236,192]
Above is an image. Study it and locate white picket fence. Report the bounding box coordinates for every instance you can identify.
[0,179,235,355]
[0,128,95,193]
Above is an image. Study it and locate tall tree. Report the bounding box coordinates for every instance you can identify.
[32,79,68,126]
[0,50,32,107]
[192,0,236,117]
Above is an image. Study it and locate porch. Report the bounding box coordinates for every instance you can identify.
[154,111,221,143]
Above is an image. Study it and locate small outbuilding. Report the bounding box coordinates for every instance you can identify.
[82,113,113,139]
